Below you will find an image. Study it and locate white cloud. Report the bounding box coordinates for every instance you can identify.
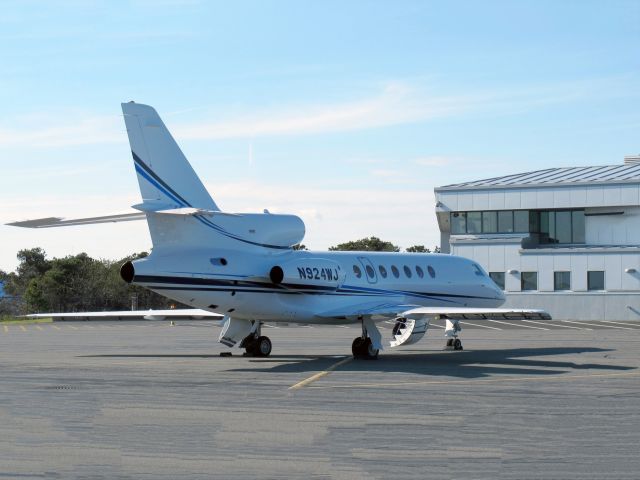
[174,83,468,140]
[1,77,626,148]
[0,115,121,148]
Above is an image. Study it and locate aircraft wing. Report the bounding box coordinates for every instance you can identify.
[24,308,224,321]
[7,212,146,228]
[316,304,551,321]
[315,302,422,321]
[402,307,552,320]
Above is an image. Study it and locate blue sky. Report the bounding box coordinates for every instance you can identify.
[1,0,639,271]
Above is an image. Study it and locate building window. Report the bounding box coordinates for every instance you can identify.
[521,272,538,291]
[467,212,482,233]
[482,211,497,233]
[572,210,585,243]
[514,210,530,233]
[498,211,514,233]
[489,272,505,290]
[554,271,571,291]
[451,212,466,234]
[587,271,605,291]
[450,209,585,243]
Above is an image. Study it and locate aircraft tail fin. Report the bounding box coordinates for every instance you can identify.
[121,102,218,211]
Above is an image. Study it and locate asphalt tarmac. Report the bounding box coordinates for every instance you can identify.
[1,319,639,479]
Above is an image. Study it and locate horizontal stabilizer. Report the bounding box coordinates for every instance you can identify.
[7,212,146,228]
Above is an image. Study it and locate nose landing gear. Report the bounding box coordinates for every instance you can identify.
[444,317,463,351]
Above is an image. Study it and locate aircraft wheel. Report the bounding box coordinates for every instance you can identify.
[352,337,366,358]
[254,336,272,357]
[364,338,379,360]
[446,338,454,347]
[453,338,463,351]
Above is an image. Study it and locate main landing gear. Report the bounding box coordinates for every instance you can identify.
[241,322,272,357]
[444,317,463,351]
[352,318,379,360]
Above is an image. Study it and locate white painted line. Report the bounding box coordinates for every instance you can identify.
[599,320,640,328]
[521,320,590,331]
[460,321,502,330]
[428,323,446,329]
[487,320,549,330]
[561,320,634,330]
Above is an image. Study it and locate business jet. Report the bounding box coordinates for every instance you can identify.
[9,102,550,359]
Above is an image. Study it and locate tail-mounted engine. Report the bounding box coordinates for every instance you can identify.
[269,258,345,292]
[390,316,430,347]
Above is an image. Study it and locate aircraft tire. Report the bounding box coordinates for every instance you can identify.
[364,338,379,360]
[254,336,272,357]
[453,338,463,351]
[352,337,366,358]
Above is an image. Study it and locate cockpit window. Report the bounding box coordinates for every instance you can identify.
[473,264,486,276]
[353,265,362,278]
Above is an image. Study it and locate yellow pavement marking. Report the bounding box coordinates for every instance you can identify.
[35,325,43,331]
[51,325,61,330]
[306,369,640,390]
[3,325,8,333]
[19,325,27,332]
[289,356,353,390]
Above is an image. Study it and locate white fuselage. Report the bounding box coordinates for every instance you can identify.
[130,249,505,324]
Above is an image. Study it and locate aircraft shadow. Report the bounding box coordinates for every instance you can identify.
[230,346,635,379]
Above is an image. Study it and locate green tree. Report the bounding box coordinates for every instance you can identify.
[5,247,51,296]
[405,245,430,253]
[292,244,308,250]
[329,236,400,252]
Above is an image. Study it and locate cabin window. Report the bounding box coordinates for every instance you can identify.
[416,266,424,278]
[210,257,227,266]
[391,265,400,278]
[378,265,387,278]
[427,265,436,278]
[353,265,362,278]
[365,265,375,279]
[403,266,412,278]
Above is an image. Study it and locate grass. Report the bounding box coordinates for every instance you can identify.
[0,316,53,324]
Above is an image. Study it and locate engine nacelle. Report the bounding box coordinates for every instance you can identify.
[270,258,345,291]
[389,316,430,347]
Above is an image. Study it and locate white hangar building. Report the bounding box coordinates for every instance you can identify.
[435,157,640,321]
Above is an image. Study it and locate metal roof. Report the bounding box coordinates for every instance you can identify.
[437,164,640,190]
